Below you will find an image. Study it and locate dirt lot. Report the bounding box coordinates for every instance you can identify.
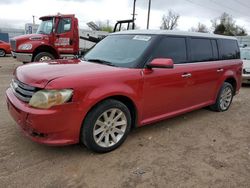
[0,57,250,188]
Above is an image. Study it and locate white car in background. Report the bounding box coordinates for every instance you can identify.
[241,47,250,84]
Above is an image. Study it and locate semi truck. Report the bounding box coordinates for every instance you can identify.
[10,14,134,63]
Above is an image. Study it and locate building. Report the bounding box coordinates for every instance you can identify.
[0,28,24,40]
[25,23,39,34]
[0,23,39,41]
[236,36,250,48]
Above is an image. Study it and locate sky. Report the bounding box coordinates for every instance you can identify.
[0,0,250,33]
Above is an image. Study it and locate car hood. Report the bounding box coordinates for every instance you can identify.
[15,59,125,88]
[13,34,46,41]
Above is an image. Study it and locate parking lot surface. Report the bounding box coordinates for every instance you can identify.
[0,57,250,188]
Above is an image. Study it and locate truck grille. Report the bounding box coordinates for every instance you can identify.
[10,79,37,103]
[10,39,16,51]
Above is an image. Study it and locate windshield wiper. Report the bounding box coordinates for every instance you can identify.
[86,59,117,67]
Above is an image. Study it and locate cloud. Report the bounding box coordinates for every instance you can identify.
[0,0,249,32]
[0,0,25,4]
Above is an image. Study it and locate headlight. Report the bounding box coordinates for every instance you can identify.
[18,43,33,50]
[29,89,73,109]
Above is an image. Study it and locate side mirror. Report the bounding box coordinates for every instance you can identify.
[147,58,174,69]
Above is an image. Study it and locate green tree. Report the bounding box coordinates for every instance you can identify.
[95,20,113,33]
[190,22,209,33]
[212,12,247,36]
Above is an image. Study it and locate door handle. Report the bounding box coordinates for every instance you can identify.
[217,68,224,72]
[69,38,73,45]
[181,73,192,78]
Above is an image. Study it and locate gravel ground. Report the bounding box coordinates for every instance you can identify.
[0,57,250,188]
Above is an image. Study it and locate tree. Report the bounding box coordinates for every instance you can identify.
[190,22,209,33]
[212,12,247,36]
[95,20,113,33]
[160,10,180,30]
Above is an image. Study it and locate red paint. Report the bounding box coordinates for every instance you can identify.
[0,40,11,54]
[6,58,242,145]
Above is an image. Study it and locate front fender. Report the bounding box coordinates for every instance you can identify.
[81,83,141,116]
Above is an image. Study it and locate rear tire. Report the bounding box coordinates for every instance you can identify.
[210,82,234,112]
[81,99,131,153]
[0,49,6,57]
[33,52,54,62]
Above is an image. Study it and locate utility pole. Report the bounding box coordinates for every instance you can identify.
[32,15,35,25]
[147,0,151,29]
[132,0,136,29]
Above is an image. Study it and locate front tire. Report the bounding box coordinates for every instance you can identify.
[81,99,131,153]
[0,49,6,57]
[33,52,54,62]
[210,82,234,112]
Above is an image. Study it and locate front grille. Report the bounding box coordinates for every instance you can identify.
[10,39,16,51]
[10,79,37,103]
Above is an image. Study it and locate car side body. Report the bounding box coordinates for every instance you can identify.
[6,30,242,152]
[240,47,250,84]
[0,40,11,57]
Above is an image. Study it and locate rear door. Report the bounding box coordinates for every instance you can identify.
[184,38,223,105]
[55,17,75,55]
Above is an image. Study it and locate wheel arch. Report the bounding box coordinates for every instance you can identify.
[82,95,138,130]
[0,48,6,56]
[32,45,59,61]
[224,76,237,95]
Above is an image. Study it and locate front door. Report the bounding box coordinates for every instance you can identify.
[55,17,75,55]
[141,36,195,124]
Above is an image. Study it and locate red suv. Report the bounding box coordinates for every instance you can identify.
[0,40,11,57]
[6,30,242,152]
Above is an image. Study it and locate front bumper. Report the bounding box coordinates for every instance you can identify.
[11,51,32,62]
[242,74,250,84]
[6,88,83,146]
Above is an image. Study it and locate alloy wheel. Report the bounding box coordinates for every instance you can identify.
[219,86,233,110]
[0,50,5,57]
[39,56,52,61]
[93,108,127,148]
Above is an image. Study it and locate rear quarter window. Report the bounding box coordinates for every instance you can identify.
[190,38,214,62]
[220,39,240,60]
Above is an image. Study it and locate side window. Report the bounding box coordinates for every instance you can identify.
[211,39,219,60]
[190,38,213,62]
[57,18,71,34]
[220,39,240,59]
[152,37,187,64]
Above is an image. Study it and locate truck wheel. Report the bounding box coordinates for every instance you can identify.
[0,49,6,57]
[33,52,54,62]
[81,99,131,153]
[210,82,234,112]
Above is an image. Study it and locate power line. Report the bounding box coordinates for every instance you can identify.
[185,0,250,21]
[235,0,250,10]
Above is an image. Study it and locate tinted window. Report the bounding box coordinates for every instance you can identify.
[151,37,187,64]
[211,39,219,60]
[190,38,213,62]
[220,39,240,59]
[57,18,71,34]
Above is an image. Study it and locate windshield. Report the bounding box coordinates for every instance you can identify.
[37,19,53,35]
[84,34,154,68]
[241,48,250,60]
